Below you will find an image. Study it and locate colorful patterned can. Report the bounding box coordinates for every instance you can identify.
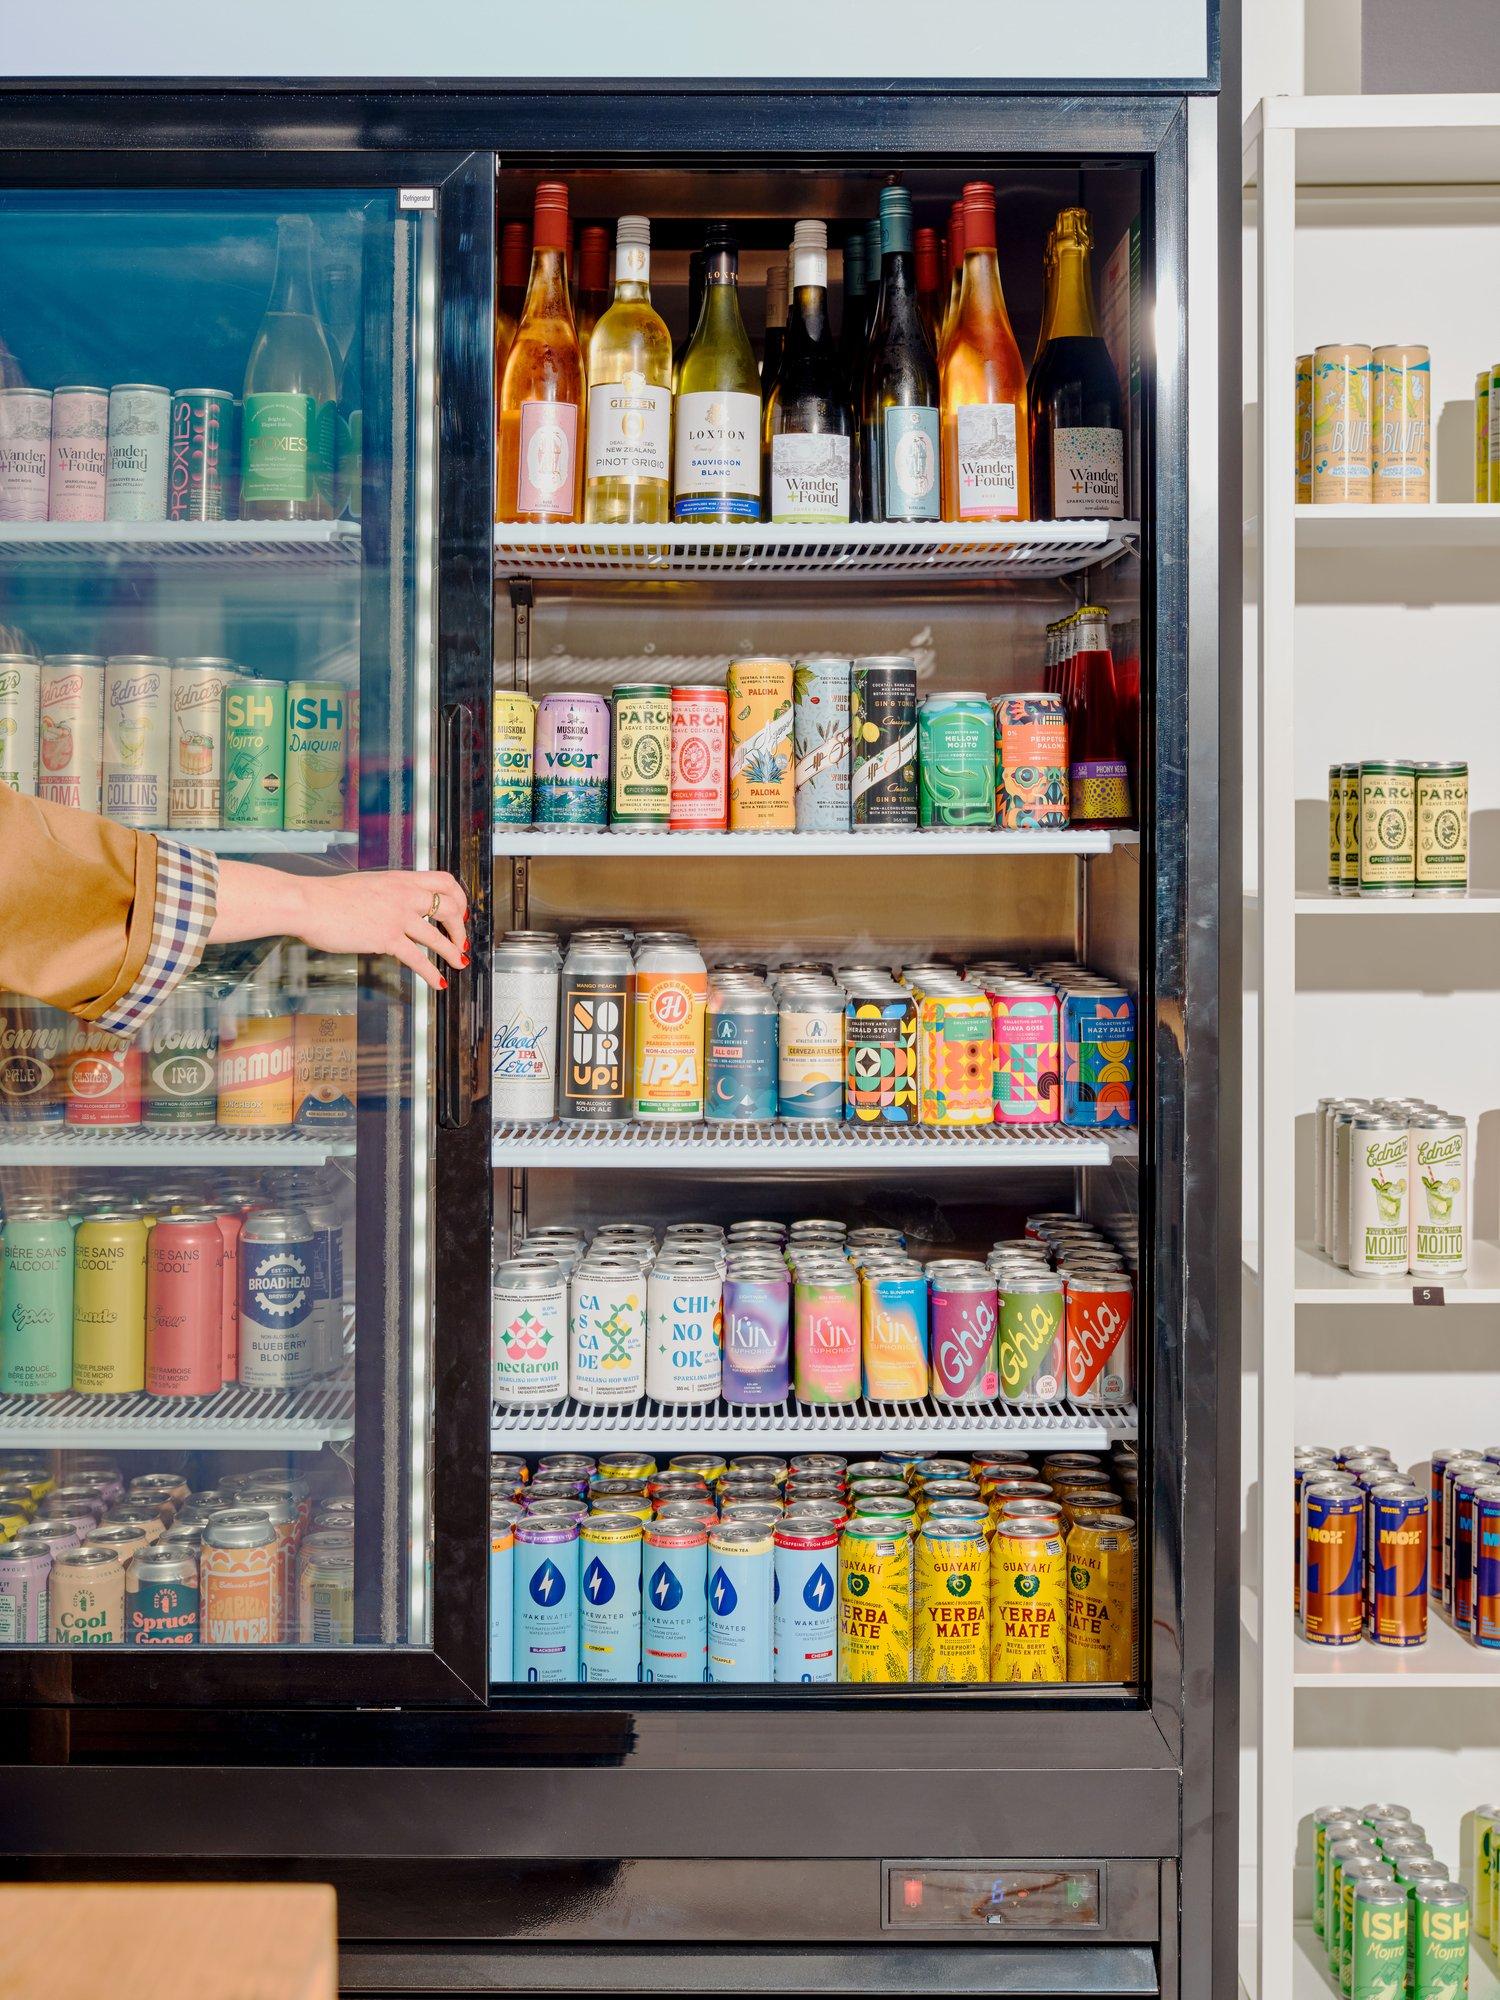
[200,1510,279,1644]
[103,654,170,827]
[837,1520,912,1683]
[1065,1275,1134,1408]
[283,681,348,831]
[535,691,609,826]
[792,656,852,831]
[223,679,286,827]
[167,387,234,521]
[917,693,995,828]
[773,1521,838,1682]
[1368,1485,1428,1647]
[1358,760,1415,897]
[850,656,918,828]
[706,982,778,1120]
[914,1518,988,1682]
[1062,987,1136,1126]
[988,983,1061,1123]
[843,988,916,1124]
[860,1265,928,1401]
[48,1545,124,1644]
[1295,353,1313,503]
[0,1208,74,1396]
[722,1270,791,1405]
[126,1542,200,1645]
[611,684,672,826]
[1312,343,1373,503]
[996,692,1069,830]
[0,1541,50,1643]
[669,685,728,830]
[990,1518,1067,1682]
[513,1518,579,1683]
[998,1274,1066,1405]
[727,657,794,831]
[642,1519,708,1683]
[1066,1513,1137,1682]
[707,1520,774,1681]
[167,657,235,830]
[0,654,39,797]
[106,383,170,521]
[1371,345,1430,504]
[916,986,992,1126]
[492,1259,567,1407]
[47,385,108,522]
[72,1209,148,1396]
[580,1513,643,1683]
[1414,761,1468,897]
[0,388,51,521]
[493,690,536,826]
[1301,1481,1365,1645]
[488,1517,515,1680]
[794,1266,861,1405]
[1412,1881,1470,2000]
[929,1270,998,1403]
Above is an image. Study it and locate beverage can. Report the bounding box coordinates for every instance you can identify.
[669,685,728,830]
[568,1264,645,1405]
[0,991,68,1120]
[512,1518,580,1681]
[580,1514,643,1684]
[167,388,233,522]
[298,1534,354,1645]
[1413,761,1468,897]
[996,692,1069,830]
[201,1509,280,1644]
[493,1259,567,1407]
[284,1171,346,1379]
[860,1265,928,1401]
[217,962,294,1127]
[1350,1879,1408,1999]
[929,1268,999,1403]
[292,973,356,1128]
[72,1209,148,1396]
[1065,1275,1133,1407]
[560,937,632,1120]
[631,941,707,1119]
[38,654,104,813]
[48,1545,124,1645]
[167,657,236,828]
[238,1205,317,1388]
[127,1542,200,1645]
[916,985,992,1126]
[1312,344,1373,503]
[773,1521,838,1682]
[63,1019,141,1128]
[1358,760,1415,897]
[792,656,851,831]
[645,1263,722,1404]
[794,1266,861,1404]
[492,689,536,826]
[914,1518,988,1682]
[837,1520,912,1683]
[777,986,844,1119]
[1301,1481,1364,1645]
[0,1541,50,1644]
[610,684,671,826]
[850,656,918,827]
[1348,1117,1411,1277]
[535,691,609,826]
[283,681,348,830]
[1066,1513,1137,1681]
[988,983,1061,1124]
[144,1210,223,1398]
[1062,986,1136,1127]
[488,1518,515,1680]
[1367,1486,1428,1647]
[726,658,794,831]
[722,1268,791,1405]
[1472,1482,1500,1648]
[706,981,778,1120]
[105,383,170,521]
[1371,344,1430,505]
[223,678,287,827]
[843,987,916,1124]
[641,1520,708,1683]
[1410,1114,1466,1275]
[1295,353,1314,504]
[47,385,109,522]
[990,1518,1067,1681]
[0,388,53,521]
[917,693,995,829]
[0,654,39,797]
[707,1520,774,1682]
[102,654,170,827]
[1412,1881,1469,2000]
[492,937,559,1121]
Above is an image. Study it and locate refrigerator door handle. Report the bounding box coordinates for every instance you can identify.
[437,698,478,1128]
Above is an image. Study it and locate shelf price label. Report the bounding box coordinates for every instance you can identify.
[1412,1284,1446,1307]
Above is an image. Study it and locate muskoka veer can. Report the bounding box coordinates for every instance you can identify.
[670,685,728,829]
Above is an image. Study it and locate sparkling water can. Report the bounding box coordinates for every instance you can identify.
[580,1513,643,1683]
[646,1264,722,1404]
[126,1542,200,1645]
[491,939,559,1121]
[535,691,609,826]
[773,1521,838,1682]
[513,1518,580,1683]
[707,1520,774,1682]
[721,1269,792,1405]
[642,1520,708,1683]
[568,1265,645,1405]
[793,656,851,831]
[493,1259,567,1407]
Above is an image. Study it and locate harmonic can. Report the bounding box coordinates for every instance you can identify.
[850,656,918,827]
[72,1208,148,1396]
[0,1541,50,1643]
[534,691,609,826]
[843,988,916,1124]
[1312,343,1372,504]
[914,1518,988,1683]
[1301,1481,1364,1645]
[1371,344,1430,504]
[48,1544,124,1644]
[669,685,728,830]
[238,1205,317,1389]
[492,938,559,1121]
[996,692,1069,830]
[611,684,671,826]
[47,385,109,522]
[143,974,218,1128]
[706,982,778,1120]
[990,1518,1067,1682]
[792,656,852,831]
[106,383,170,520]
[167,657,236,829]
[0,387,51,521]
[726,658,794,832]
[580,1514,643,1683]
[568,1265,645,1405]
[103,654,170,827]
[1066,1514,1137,1682]
[560,937,632,1120]
[1367,1486,1428,1646]
[38,654,104,814]
[493,1259,567,1407]
[642,1520,708,1683]
[283,681,348,831]
[918,693,995,828]
[707,1521,773,1681]
[168,388,234,521]
[492,690,536,826]
[837,1520,912,1683]
[722,1269,791,1405]
[0,653,39,796]
[772,1521,838,1682]
[126,1543,200,1645]
[1414,761,1468,898]
[1358,760,1415,898]
[1065,1276,1133,1409]
[513,1518,579,1683]
[223,679,286,827]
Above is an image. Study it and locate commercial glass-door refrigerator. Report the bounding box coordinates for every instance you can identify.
[0,68,1236,2000]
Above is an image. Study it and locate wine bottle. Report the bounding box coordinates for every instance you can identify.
[764,221,856,526]
[862,186,940,524]
[497,181,585,525]
[584,215,673,525]
[673,249,706,393]
[1065,604,1132,828]
[673,224,762,522]
[1028,207,1125,522]
[1029,222,1058,384]
[863,217,883,342]
[575,225,611,352]
[938,199,965,366]
[494,220,530,392]
[241,213,338,523]
[761,256,788,394]
[837,231,867,401]
[939,180,1029,522]
[915,226,943,351]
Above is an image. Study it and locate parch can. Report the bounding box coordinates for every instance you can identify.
[1480,371,1495,502]
[48,386,109,523]
[611,684,672,826]
[283,681,348,831]
[1347,1116,1411,1278]
[913,1518,988,1682]
[1412,1880,1470,2000]
[1358,760,1415,897]
[492,1259,567,1407]
[201,1509,279,1644]
[837,1519,912,1683]
[996,692,1069,830]
[72,1209,148,1396]
[127,1541,200,1644]
[1371,345,1430,504]
[792,657,852,831]
[1065,1275,1134,1409]
[167,388,234,521]
[631,939,707,1120]
[1295,353,1314,503]
[38,654,104,813]
[642,1519,708,1683]
[1066,1513,1137,1682]
[1411,1114,1467,1276]
[535,691,609,826]
[1312,343,1373,504]
[492,689,536,826]
[0,387,51,522]
[843,985,916,1125]
[669,685,728,830]
[491,937,560,1122]
[773,1521,838,1682]
[0,1208,74,1396]
[916,984,992,1127]
[726,657,794,832]
[103,654,170,827]
[223,678,287,827]
[850,656,918,828]
[559,934,632,1120]
[706,981,778,1120]
[238,1205,317,1389]
[0,653,39,796]
[918,693,995,829]
[1413,761,1467,897]
[105,383,171,521]
[580,1513,643,1683]
[168,657,236,829]
[990,1517,1068,1682]
[1336,762,1361,895]
[1367,1485,1427,1647]
[1301,1481,1365,1644]
[48,1544,124,1644]
[513,1518,580,1683]
[706,1519,774,1682]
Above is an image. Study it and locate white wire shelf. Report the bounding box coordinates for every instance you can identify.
[0,1373,355,1451]
[492,1394,1137,1453]
[161,828,358,856]
[0,520,361,566]
[493,826,1137,858]
[491,1119,1138,1170]
[1294,1240,1500,1305]
[493,519,1139,584]
[0,1127,355,1166]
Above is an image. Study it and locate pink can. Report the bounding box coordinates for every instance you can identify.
[145,1210,224,1398]
[670,685,729,831]
[533,691,609,827]
[930,1269,999,1402]
[216,1206,244,1384]
[988,982,1061,1125]
[793,1266,862,1405]
[64,1025,141,1127]
[47,386,109,523]
[0,388,52,522]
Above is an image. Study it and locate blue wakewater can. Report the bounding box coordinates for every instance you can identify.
[513,1518,579,1683]
[642,1521,708,1683]
[580,1514,643,1683]
[707,1521,774,1682]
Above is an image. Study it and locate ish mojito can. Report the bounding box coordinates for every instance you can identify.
[47,385,108,522]
[990,1517,1067,1682]
[223,678,287,827]
[917,692,994,828]
[168,657,236,829]
[610,684,671,826]
[1414,761,1468,897]
[1358,759,1415,897]
[492,689,536,826]
[850,655,917,827]
[792,656,851,831]
[996,692,1069,830]
[1349,1878,1408,1998]
[1412,1880,1469,2000]
[727,657,794,831]
[535,691,609,827]
[283,681,348,830]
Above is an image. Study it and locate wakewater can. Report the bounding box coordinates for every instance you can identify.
[560,937,632,1120]
[535,691,609,826]
[914,1519,988,1683]
[580,1514,643,1683]
[489,1518,515,1681]
[792,656,852,831]
[223,679,287,827]
[843,989,916,1124]
[0,654,39,795]
[707,1520,774,1682]
[491,938,559,1121]
[837,1520,912,1683]
[610,684,671,826]
[996,692,1069,830]
[991,1518,1067,1682]
[642,1520,708,1682]
[727,658,794,831]
[283,681,348,831]
[722,1269,792,1404]
[47,385,109,522]
[38,655,104,813]
[168,658,235,829]
[72,1209,148,1396]
[773,1521,838,1682]
[492,690,536,826]
[850,656,918,828]
[917,693,995,828]
[514,1518,580,1683]
[103,655,170,827]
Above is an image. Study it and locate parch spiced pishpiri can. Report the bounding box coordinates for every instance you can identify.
[611,684,672,826]
[1358,760,1415,897]
[1414,761,1468,897]
[850,656,917,828]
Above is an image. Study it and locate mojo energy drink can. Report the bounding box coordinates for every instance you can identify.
[48,385,109,522]
[707,1520,774,1681]
[727,657,794,831]
[38,655,104,813]
[168,657,235,829]
[0,654,39,795]
[991,1517,1067,1681]
[1312,343,1373,504]
[918,693,995,828]
[851,656,917,827]
[168,388,234,521]
[535,692,609,826]
[611,684,671,826]
[492,689,536,826]
[103,655,170,827]
[793,657,851,831]
[1062,987,1137,1126]
[1296,353,1314,503]
[49,1544,124,1644]
[642,1519,708,1682]
[1371,344,1430,504]
[1414,761,1468,897]
[223,678,287,827]
[105,383,170,521]
[1066,1514,1137,1682]
[513,1518,580,1683]
[1411,1115,1467,1276]
[996,692,1069,830]
[283,681,348,831]
[773,1521,838,1682]
[560,936,632,1120]
[838,1519,912,1683]
[669,685,728,830]
[1412,1880,1469,2000]
[580,1513,643,1683]
[914,1518,988,1682]
[1358,760,1415,897]
[72,1209,148,1396]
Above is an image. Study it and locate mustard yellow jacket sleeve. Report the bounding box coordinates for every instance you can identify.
[0,783,157,1020]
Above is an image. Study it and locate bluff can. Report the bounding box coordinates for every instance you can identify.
[850,656,918,828]
[996,692,1069,830]
[0,653,39,795]
[560,937,632,1120]
[0,387,51,521]
[127,1543,200,1645]
[669,685,728,830]
[706,983,778,1120]
[492,1260,567,1407]
[48,1545,124,1644]
[914,1518,988,1682]
[38,655,104,813]
[491,938,559,1121]
[513,1518,580,1683]
[535,691,609,826]
[0,1542,50,1643]
[1312,344,1372,504]
[837,1521,912,1683]
[707,1521,774,1682]
[72,1209,148,1396]
[283,681,348,831]
[793,656,852,831]
[106,384,170,521]
[1414,761,1468,897]
[201,1509,279,1644]
[727,658,794,832]
[990,1518,1067,1681]
[843,988,916,1125]
[492,689,536,826]
[103,654,170,826]
[1066,1514,1137,1682]
[611,684,671,826]
[168,657,235,829]
[238,1206,317,1388]
[168,388,234,521]
[1358,760,1415,898]
[918,693,995,828]
[580,1514,643,1683]
[223,679,287,827]
[642,1520,708,1683]
[1371,344,1430,505]
[773,1521,839,1681]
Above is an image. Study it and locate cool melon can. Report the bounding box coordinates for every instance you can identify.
[580,1513,643,1683]
[707,1519,773,1682]
[1066,1513,1137,1683]
[223,678,286,827]
[642,1519,707,1683]
[492,689,536,826]
[772,1521,839,1682]
[914,1518,988,1682]
[611,684,671,826]
[990,1517,1067,1681]
[726,658,794,832]
[837,1519,912,1684]
[513,1517,579,1683]
[283,681,348,831]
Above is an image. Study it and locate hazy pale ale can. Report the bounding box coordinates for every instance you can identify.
[283,681,348,830]
[168,657,236,829]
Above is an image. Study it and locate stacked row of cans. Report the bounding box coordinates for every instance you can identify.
[494,660,1079,834]
[0,652,353,832]
[1314,1096,1468,1277]
[1295,342,1432,504]
[1308,1799,1468,2000]
[488,1440,1137,1686]
[0,956,357,1131]
[493,1212,1133,1412]
[493,927,1137,1129]
[0,1452,354,1646]
[0,382,242,525]
[0,1170,349,1399]
[1326,759,1469,899]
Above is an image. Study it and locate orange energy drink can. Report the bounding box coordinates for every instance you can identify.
[726,657,794,831]
[1066,1513,1137,1682]
[990,1516,1067,1681]
[913,1518,987,1683]
[1367,1484,1428,1647]
[1300,1481,1364,1646]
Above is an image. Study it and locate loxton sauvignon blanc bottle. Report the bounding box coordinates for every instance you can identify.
[241,214,338,523]
[497,182,585,524]
[862,186,940,524]
[584,215,673,525]
[673,223,762,522]
[940,181,1028,522]
[765,220,856,526]
[1028,206,1125,521]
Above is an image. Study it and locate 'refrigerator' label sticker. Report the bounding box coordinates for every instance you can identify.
[881,406,940,521]
[585,381,670,483]
[515,399,578,514]
[1052,425,1125,519]
[955,401,1019,519]
[769,430,851,523]
[673,389,761,517]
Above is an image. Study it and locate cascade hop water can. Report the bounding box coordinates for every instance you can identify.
[727,658,794,831]
[514,1518,580,1683]
[1348,1117,1411,1276]
[580,1513,643,1683]
[793,656,852,831]
[914,1518,988,1682]
[917,693,995,829]
[645,1263,723,1404]
[492,689,536,826]
[669,685,728,830]
[642,1519,708,1683]
[568,1263,645,1405]
[72,1209,148,1396]
[283,681,348,831]
[837,1520,912,1683]
[103,655,170,827]
[38,654,104,813]
[1312,344,1372,504]
[773,1521,839,1682]
[0,653,39,796]
[493,1259,567,1407]
[223,679,287,827]
[707,1519,774,1682]
[168,657,236,829]
[850,656,918,828]
[991,1517,1067,1682]
[1,1207,75,1396]
[996,692,1069,830]
[1410,1114,1467,1276]
[611,684,672,826]
[535,691,609,826]
[0,388,51,522]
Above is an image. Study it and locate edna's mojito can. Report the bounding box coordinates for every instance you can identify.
[283,681,347,831]
[223,678,286,827]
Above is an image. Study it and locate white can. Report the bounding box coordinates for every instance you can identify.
[776,983,845,1120]
[169,656,237,829]
[1328,1106,1364,1270]
[1347,1116,1411,1276]
[103,654,171,827]
[105,384,170,522]
[47,385,109,523]
[0,388,52,522]
[38,654,104,813]
[1312,1094,1338,1255]
[491,940,559,1121]
[646,1262,723,1405]
[568,1261,647,1404]
[1410,1114,1468,1276]
[492,1258,567,1407]
[0,654,40,796]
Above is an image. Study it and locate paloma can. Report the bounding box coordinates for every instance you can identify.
[727,658,794,831]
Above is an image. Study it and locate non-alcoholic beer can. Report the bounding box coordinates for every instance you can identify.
[167,657,235,828]
[916,984,992,1126]
[722,1268,792,1405]
[297,1532,354,1645]
[611,684,671,826]
[283,1170,346,1379]
[488,1517,515,1679]
[996,692,1069,830]
[772,1521,838,1682]
[102,654,169,827]
[914,1518,988,1682]
[793,1265,861,1404]
[492,937,559,1121]
[860,1264,928,1401]
[62,1020,140,1128]
[48,1544,124,1645]
[492,689,536,826]
[223,678,287,827]
[0,1541,50,1643]
[646,1263,722,1404]
[38,654,104,813]
[1414,761,1468,897]
[48,387,109,522]
[1062,986,1136,1127]
[1367,1485,1428,1647]
[777,985,844,1119]
[1065,1275,1134,1408]
[0,387,52,521]
[200,1509,279,1644]
[1350,1878,1408,2000]
[105,383,170,521]
[0,654,39,797]
[1312,344,1372,504]
[1302,1481,1365,1644]
[988,983,1061,1124]
[238,1205,317,1388]
[283,681,348,831]
[727,657,794,832]
[144,1209,223,1397]
[1348,1116,1411,1277]
[792,656,851,831]
[669,685,728,830]
[707,1519,774,1681]
[291,973,356,1128]
[1358,760,1415,898]
[141,978,218,1133]
[1371,344,1430,505]
[930,1268,998,1403]
[217,961,294,1127]
[535,691,609,826]
[1296,353,1314,503]
[493,1259,567,1407]
[1410,1114,1467,1275]
[1412,1880,1469,2000]
[843,986,916,1125]
[706,981,778,1120]
[918,693,995,829]
[837,1520,912,1683]
[72,1209,148,1396]
[1066,1513,1136,1681]
[0,1207,74,1395]
[642,1519,708,1683]
[631,940,707,1120]
[568,1264,645,1405]
[990,1517,1067,1681]
[127,1541,200,1645]
[167,388,233,522]
[514,1518,580,1682]
[580,1513,643,1683]
[850,656,918,828]
[560,936,632,1120]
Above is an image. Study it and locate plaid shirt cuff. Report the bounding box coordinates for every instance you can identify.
[95,837,220,1038]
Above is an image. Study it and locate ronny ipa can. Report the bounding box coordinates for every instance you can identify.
[669,685,728,830]
[168,657,236,829]
[850,656,918,828]
[223,678,287,827]
[727,657,794,831]
[200,1509,279,1644]
[611,684,671,826]
[103,654,170,827]
[283,681,348,831]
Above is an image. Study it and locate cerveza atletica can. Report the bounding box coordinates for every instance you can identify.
[238,1205,318,1388]
[706,981,778,1119]
[513,1517,579,1682]
[580,1513,643,1683]
[850,656,918,827]
[707,1520,774,1682]
[792,657,852,831]
[642,1520,708,1683]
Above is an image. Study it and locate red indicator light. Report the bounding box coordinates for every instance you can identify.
[903,1876,925,1909]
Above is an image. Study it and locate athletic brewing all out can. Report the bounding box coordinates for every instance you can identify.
[580,1514,643,1683]
[850,655,918,827]
[706,982,777,1120]
[168,657,236,829]
[792,656,851,831]
[38,655,104,813]
[559,936,632,1120]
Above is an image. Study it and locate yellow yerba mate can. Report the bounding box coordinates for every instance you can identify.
[913,1518,988,1683]
[837,1518,912,1684]
[1066,1514,1137,1683]
[991,1517,1067,1682]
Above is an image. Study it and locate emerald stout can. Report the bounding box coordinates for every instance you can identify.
[283,681,348,831]
[1358,759,1415,898]
[1412,1879,1469,1999]
[223,678,286,827]
[917,693,995,828]
[1349,1878,1406,2000]
[850,656,917,828]
[611,684,671,825]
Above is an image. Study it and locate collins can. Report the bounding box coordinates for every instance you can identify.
[1414,761,1468,898]
[0,653,39,797]
[0,387,51,521]
[38,654,104,813]
[669,685,728,830]
[513,1517,579,1683]
[1065,1275,1133,1408]
[103,655,170,827]
[201,1509,279,1644]
[560,936,632,1120]
[167,388,232,522]
[727,657,794,832]
[492,937,559,1122]
[105,383,171,520]
[223,679,287,827]
[580,1513,643,1683]
[707,1519,774,1681]
[493,1259,567,1407]
[837,1520,912,1683]
[991,1517,1067,1681]
[283,682,348,831]
[850,656,918,828]
[1066,1514,1137,1682]
[706,981,777,1120]
[492,689,536,826]
[48,1544,124,1644]
[72,1209,148,1396]
[997,693,1069,830]
[238,1206,317,1389]
[611,684,671,826]
[1301,1481,1364,1645]
[642,1519,708,1682]
[631,940,707,1120]
[792,656,851,831]
[168,658,235,829]
[535,691,609,826]
[914,1518,988,1682]
[918,693,995,829]
[126,1542,200,1645]
[773,1521,838,1682]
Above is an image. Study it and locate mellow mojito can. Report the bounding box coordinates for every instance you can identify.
[991,1518,1067,1682]
[917,693,995,828]
[837,1519,912,1683]
[284,681,347,830]
[792,657,852,831]
[580,1513,643,1683]
[492,690,536,826]
[223,679,286,827]
[611,684,671,826]
[914,1518,988,1682]
[1358,760,1415,897]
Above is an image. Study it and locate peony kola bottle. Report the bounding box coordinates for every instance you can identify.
[497,182,585,524]
[939,181,1029,522]
[1062,605,1133,829]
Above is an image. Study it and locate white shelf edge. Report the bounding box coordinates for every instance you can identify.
[0,1129,356,1166]
[491,1122,1138,1171]
[491,1398,1137,1454]
[1295,894,1500,916]
[1294,1239,1500,1306]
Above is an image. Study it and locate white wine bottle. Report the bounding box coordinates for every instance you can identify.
[673,223,762,523]
[241,214,338,523]
[584,215,673,525]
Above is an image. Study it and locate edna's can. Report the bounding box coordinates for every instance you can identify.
[238,1206,317,1388]
[48,1544,124,1645]
[996,692,1069,830]
[535,691,609,826]
[559,936,632,1121]
[1312,343,1372,504]
[103,654,170,827]
[72,1209,148,1396]
[990,1517,1067,1682]
[611,684,671,826]
[284,682,348,831]
[837,1520,912,1684]
[1301,1481,1364,1645]
[48,385,109,522]
[1332,762,1361,895]
[168,657,235,829]
[0,1541,51,1644]
[918,693,995,829]
[1371,344,1430,505]
[168,388,234,521]
[38,655,104,814]
[1066,1513,1137,1682]
[1348,1117,1411,1278]
[914,1518,988,1683]
[580,1513,643,1683]
[1414,761,1468,897]
[793,656,852,831]
[1411,1115,1467,1276]
[632,940,707,1120]
[492,1259,567,1407]
[1295,353,1313,503]
[850,656,918,828]
[706,981,778,1120]
[223,679,286,828]
[493,689,536,826]
[0,653,39,796]
[642,1520,708,1683]
[706,1520,773,1682]
[105,383,170,521]
[669,685,728,830]
[513,1518,580,1683]
[727,658,794,831]
[1358,760,1415,897]
[126,1542,200,1645]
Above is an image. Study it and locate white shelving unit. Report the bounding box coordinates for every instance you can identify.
[173,828,357,857]
[0,1375,355,1452]
[493,1119,1136,1172]
[1245,93,1500,2000]
[494,827,1138,859]
[0,520,361,566]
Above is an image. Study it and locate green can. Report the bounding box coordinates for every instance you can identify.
[0,1207,75,1396]
[1314,1814,1364,1939]
[283,680,348,831]
[917,693,995,829]
[610,683,671,826]
[223,679,287,827]
[1350,1879,1407,2000]
[1400,1865,1450,1993]
[1413,1879,1469,2000]
[1358,760,1415,898]
[1337,1857,1390,1989]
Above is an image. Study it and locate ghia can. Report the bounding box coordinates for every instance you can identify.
[1064,1275,1133,1409]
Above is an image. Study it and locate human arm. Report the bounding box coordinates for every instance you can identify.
[208,858,468,992]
